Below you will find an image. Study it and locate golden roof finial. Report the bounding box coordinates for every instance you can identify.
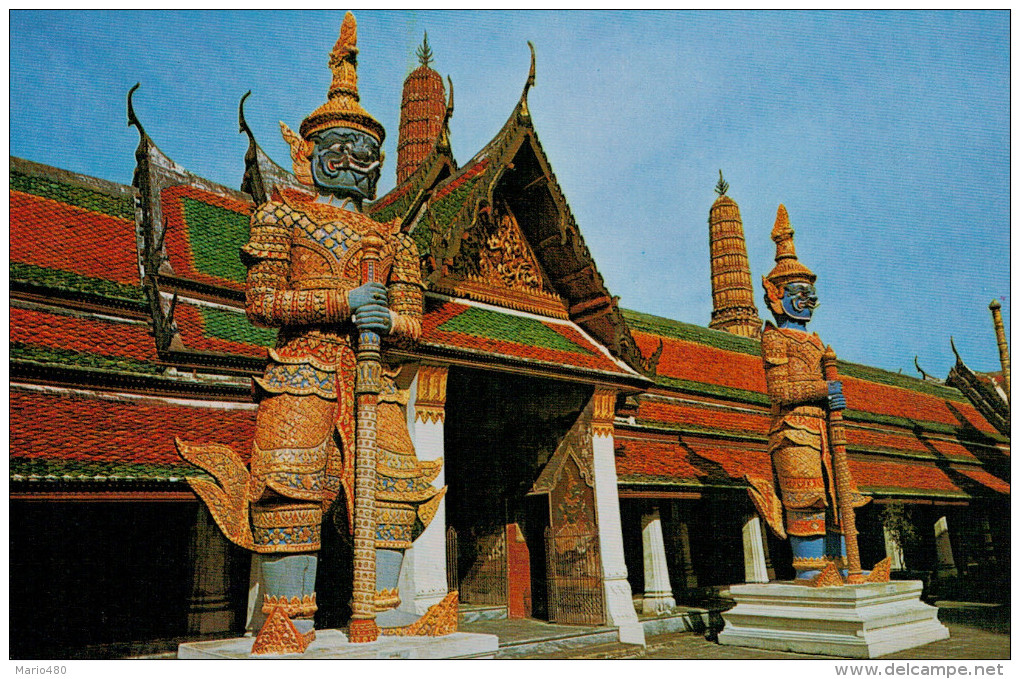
[989,298,1010,399]
[715,169,729,196]
[416,31,434,67]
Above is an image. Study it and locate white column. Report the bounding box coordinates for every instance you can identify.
[934,515,958,578]
[398,365,450,615]
[591,389,645,645]
[641,509,676,615]
[741,515,769,584]
[883,523,906,571]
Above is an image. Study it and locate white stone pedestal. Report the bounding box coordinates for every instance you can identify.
[718,580,949,658]
[177,629,499,659]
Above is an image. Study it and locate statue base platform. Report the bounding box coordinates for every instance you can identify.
[177,629,499,659]
[718,580,949,659]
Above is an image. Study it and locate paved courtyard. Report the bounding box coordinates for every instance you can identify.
[523,602,1009,660]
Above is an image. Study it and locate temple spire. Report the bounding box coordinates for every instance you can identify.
[707,173,761,338]
[396,31,447,184]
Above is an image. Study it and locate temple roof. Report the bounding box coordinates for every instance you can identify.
[368,56,657,376]
[10,386,254,485]
[945,339,1010,436]
[11,157,144,309]
[158,183,254,295]
[615,309,1010,501]
[615,433,1008,500]
[420,297,642,382]
[8,58,1010,504]
[9,155,1009,501]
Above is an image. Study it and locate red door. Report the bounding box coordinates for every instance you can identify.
[506,523,532,618]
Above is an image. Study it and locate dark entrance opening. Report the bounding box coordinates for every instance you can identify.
[444,366,590,620]
[10,500,249,658]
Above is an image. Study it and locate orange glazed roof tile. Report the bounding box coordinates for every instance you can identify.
[636,398,771,438]
[10,178,139,287]
[847,457,1008,498]
[615,430,1008,498]
[10,388,255,471]
[614,437,706,484]
[623,309,1006,440]
[11,306,158,363]
[614,434,771,487]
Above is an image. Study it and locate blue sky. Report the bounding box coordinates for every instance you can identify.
[10,10,1010,379]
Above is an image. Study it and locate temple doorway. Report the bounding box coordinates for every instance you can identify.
[443,366,593,622]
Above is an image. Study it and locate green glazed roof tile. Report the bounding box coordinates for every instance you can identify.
[181,197,250,284]
[10,457,206,483]
[438,305,592,355]
[11,169,135,220]
[198,305,277,347]
[10,262,147,307]
[11,342,165,375]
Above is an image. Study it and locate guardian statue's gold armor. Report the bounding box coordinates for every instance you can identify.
[240,190,441,555]
[747,205,868,582]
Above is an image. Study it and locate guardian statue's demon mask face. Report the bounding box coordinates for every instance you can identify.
[780,281,818,322]
[310,126,382,201]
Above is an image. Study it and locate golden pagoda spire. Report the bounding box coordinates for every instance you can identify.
[707,171,761,338]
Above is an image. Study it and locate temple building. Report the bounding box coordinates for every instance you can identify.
[9,28,1009,659]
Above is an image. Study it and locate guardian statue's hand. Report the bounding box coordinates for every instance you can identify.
[348,281,388,311]
[352,304,392,334]
[349,282,392,334]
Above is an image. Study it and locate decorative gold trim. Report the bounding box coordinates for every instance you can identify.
[251,504,322,529]
[432,275,569,320]
[250,604,316,655]
[807,561,844,588]
[175,438,256,551]
[380,590,459,637]
[866,557,892,583]
[792,556,830,570]
[414,364,449,423]
[348,618,380,644]
[261,594,318,618]
[374,587,401,612]
[591,388,616,438]
[416,486,447,529]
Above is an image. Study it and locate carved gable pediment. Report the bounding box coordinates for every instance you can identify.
[436,200,568,318]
